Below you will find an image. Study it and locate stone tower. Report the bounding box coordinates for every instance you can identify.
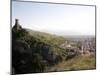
[13,19,22,30]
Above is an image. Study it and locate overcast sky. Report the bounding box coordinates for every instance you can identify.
[12,1,95,36]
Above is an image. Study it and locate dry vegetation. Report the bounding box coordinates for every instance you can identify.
[48,53,96,72]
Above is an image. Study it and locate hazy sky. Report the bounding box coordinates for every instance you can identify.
[12,1,95,36]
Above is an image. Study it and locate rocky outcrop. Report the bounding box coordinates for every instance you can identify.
[13,19,22,30]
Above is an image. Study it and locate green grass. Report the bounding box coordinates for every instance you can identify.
[47,54,96,72]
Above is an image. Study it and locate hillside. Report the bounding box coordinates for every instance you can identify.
[12,19,96,74]
[26,29,66,45]
[12,23,69,74]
